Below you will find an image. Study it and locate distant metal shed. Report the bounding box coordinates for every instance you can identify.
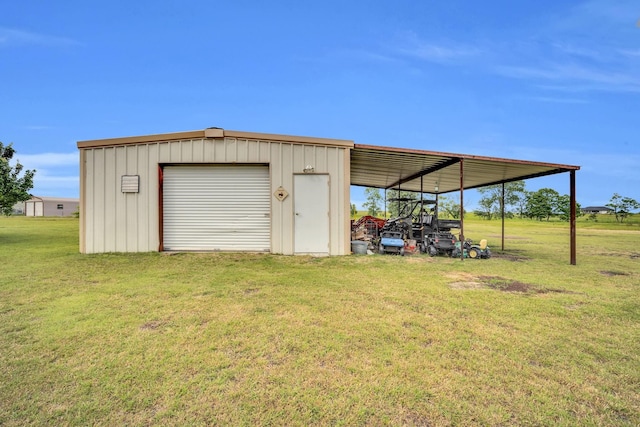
[77,128,580,262]
[25,196,79,217]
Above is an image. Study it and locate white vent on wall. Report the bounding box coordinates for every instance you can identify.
[121,175,140,193]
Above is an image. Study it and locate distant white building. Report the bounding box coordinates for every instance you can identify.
[581,206,613,214]
[24,196,79,217]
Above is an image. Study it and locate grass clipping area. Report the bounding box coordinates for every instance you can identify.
[1,217,638,426]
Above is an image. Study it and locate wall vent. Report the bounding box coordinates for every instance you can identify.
[121,175,140,193]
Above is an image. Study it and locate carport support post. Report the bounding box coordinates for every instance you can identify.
[570,170,577,265]
[384,189,387,218]
[459,158,464,261]
[501,182,505,251]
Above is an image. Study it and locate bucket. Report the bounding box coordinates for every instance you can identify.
[406,239,417,253]
[351,240,368,255]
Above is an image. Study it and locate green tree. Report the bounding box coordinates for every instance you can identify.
[606,193,640,223]
[515,189,531,217]
[476,181,526,220]
[350,203,357,217]
[438,195,461,219]
[525,188,559,221]
[386,189,418,218]
[555,194,582,222]
[475,196,496,220]
[362,187,382,217]
[1,142,36,216]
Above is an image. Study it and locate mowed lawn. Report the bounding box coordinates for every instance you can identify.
[0,216,638,426]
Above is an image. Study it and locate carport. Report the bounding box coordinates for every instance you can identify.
[350,144,580,265]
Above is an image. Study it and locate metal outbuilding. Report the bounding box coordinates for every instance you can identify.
[25,196,79,217]
[78,129,352,255]
[77,128,580,262]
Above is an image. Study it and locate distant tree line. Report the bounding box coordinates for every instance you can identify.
[474,182,640,222]
[606,193,640,223]
[358,182,639,223]
[474,181,578,222]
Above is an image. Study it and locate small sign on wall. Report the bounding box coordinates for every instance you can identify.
[274,186,289,201]
[121,175,140,193]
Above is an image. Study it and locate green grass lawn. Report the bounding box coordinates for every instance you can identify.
[1,216,638,426]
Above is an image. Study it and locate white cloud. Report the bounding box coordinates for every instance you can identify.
[385,3,640,95]
[22,125,56,130]
[28,167,79,198]
[33,174,79,186]
[399,43,481,63]
[14,152,78,169]
[345,50,403,65]
[392,32,481,64]
[618,48,640,58]
[525,96,588,104]
[494,144,640,183]
[0,27,81,48]
[496,63,640,93]
[31,174,79,198]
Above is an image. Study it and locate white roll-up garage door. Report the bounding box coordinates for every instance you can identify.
[163,165,271,251]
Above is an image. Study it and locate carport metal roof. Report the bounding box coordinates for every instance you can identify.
[350,144,579,194]
[350,143,580,265]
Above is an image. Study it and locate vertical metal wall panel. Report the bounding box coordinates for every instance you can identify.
[83,150,92,252]
[163,165,270,251]
[125,145,139,252]
[134,145,146,251]
[114,146,127,251]
[270,142,293,255]
[92,148,105,253]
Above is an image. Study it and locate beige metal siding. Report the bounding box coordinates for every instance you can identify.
[80,136,350,255]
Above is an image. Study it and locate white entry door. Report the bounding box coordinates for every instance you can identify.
[294,174,330,255]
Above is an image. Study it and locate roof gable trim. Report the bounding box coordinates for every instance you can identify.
[78,129,354,149]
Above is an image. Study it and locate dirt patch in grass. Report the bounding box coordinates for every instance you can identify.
[139,320,165,331]
[480,276,534,293]
[600,250,640,259]
[479,276,573,294]
[446,272,571,294]
[445,272,484,290]
[405,255,435,263]
[600,270,629,277]
[490,251,531,262]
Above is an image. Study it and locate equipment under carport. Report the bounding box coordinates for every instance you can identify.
[378,230,406,256]
[368,197,493,258]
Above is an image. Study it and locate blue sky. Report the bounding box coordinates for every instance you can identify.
[1,0,638,209]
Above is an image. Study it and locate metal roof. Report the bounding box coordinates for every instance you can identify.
[351,144,580,194]
[77,127,580,193]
